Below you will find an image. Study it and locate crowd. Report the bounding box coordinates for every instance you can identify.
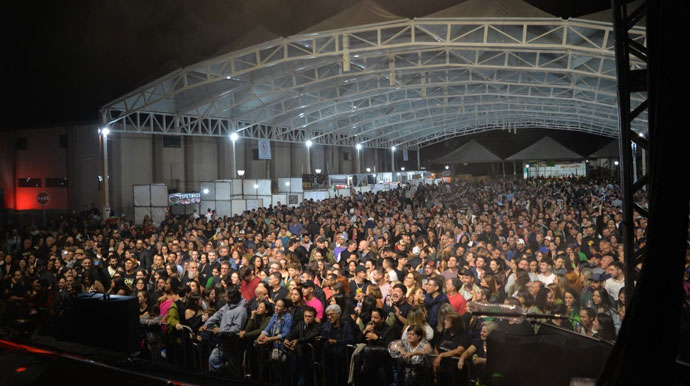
[1,176,668,385]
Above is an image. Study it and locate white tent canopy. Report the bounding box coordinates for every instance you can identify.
[300,0,403,34]
[424,0,554,18]
[506,136,583,161]
[432,139,502,163]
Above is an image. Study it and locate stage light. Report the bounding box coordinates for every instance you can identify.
[101,127,110,137]
[230,132,238,142]
[306,140,313,148]
[356,143,362,150]
[445,165,449,170]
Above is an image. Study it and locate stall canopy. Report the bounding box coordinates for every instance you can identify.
[588,140,620,159]
[506,136,583,161]
[424,0,554,18]
[432,139,502,164]
[300,0,403,34]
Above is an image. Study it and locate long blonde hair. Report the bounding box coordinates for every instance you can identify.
[403,305,427,331]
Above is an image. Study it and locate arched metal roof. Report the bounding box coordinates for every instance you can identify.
[101,17,647,150]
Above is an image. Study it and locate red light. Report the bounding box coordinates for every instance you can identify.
[16,367,27,372]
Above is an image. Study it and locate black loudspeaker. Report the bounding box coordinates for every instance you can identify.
[485,325,612,386]
[70,294,139,354]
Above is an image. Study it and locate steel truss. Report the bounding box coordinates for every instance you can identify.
[102,18,646,149]
[611,0,649,309]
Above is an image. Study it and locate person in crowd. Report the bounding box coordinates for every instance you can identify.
[424,276,449,329]
[199,287,248,376]
[593,312,617,342]
[390,324,432,386]
[320,304,356,386]
[457,321,499,384]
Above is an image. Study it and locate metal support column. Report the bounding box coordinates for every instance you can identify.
[611,0,650,310]
[416,147,421,170]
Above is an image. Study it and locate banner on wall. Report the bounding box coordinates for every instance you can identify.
[403,149,409,161]
[168,192,201,206]
[258,139,272,159]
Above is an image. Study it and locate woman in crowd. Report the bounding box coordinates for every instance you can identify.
[288,287,306,330]
[391,325,433,386]
[433,312,469,385]
[457,321,499,384]
[564,288,581,329]
[591,287,621,331]
[593,312,617,342]
[402,305,434,342]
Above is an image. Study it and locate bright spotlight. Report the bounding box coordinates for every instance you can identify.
[306,140,313,148]
[203,188,210,195]
[356,144,362,150]
[391,146,396,151]
[253,183,259,189]
[285,181,291,186]
[315,169,322,174]
[445,165,449,170]
[614,160,619,166]
[237,170,245,176]
[230,132,239,142]
[101,127,110,137]
[366,168,371,172]
[401,167,405,171]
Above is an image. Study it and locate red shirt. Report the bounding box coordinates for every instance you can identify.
[240,277,261,302]
[448,293,467,315]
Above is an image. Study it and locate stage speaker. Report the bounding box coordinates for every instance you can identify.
[69,294,139,354]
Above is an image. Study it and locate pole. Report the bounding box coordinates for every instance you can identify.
[103,133,110,218]
[232,139,237,178]
[417,148,421,170]
[306,146,311,174]
[356,148,361,174]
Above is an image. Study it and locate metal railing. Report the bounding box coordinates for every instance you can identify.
[151,326,473,386]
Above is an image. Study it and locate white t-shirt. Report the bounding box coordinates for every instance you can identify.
[604,278,625,301]
[536,272,556,286]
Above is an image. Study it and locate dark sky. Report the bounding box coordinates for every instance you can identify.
[2,0,611,129]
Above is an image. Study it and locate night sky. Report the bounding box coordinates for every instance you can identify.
[2,0,612,129]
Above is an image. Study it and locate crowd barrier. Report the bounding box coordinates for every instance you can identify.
[150,327,471,386]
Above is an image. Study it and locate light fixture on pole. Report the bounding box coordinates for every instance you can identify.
[366,168,371,173]
[315,169,321,174]
[401,167,405,171]
[238,169,245,177]
[445,165,449,170]
[230,132,239,178]
[391,146,396,174]
[305,140,313,174]
[100,127,110,218]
